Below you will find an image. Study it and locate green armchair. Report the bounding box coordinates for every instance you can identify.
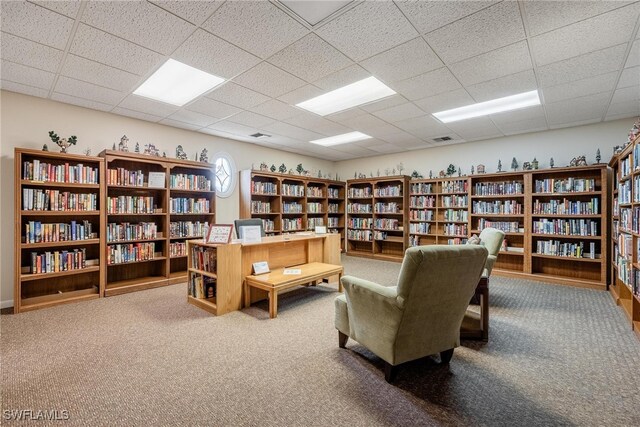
[478,228,506,277]
[335,245,488,382]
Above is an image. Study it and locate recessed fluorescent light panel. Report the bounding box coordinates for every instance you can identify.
[310,131,372,147]
[433,90,541,123]
[133,59,225,106]
[296,76,396,116]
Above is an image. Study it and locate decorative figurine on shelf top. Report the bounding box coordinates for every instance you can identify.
[392,168,396,175]
[304,170,311,177]
[49,131,77,153]
[377,169,380,177]
[175,145,188,160]
[163,152,167,158]
[278,163,287,174]
[42,144,48,152]
[384,168,390,176]
[596,149,601,164]
[358,173,366,179]
[118,135,129,152]
[194,152,198,161]
[288,169,294,175]
[112,143,116,150]
[511,157,518,171]
[354,172,357,179]
[476,164,485,174]
[83,148,91,156]
[145,143,160,157]
[570,155,587,167]
[457,167,462,177]
[523,161,532,171]
[550,157,555,168]
[614,145,624,154]
[532,158,539,170]
[429,170,433,179]
[271,164,277,173]
[296,164,304,175]
[199,148,209,163]
[439,170,446,178]
[446,164,455,176]
[259,162,268,171]
[397,162,404,175]
[135,142,140,153]
[318,170,322,178]
[411,170,423,179]
[370,172,373,178]
[497,159,502,172]
[471,165,474,175]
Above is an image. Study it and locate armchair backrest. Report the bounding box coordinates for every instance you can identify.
[394,245,488,362]
[478,228,505,275]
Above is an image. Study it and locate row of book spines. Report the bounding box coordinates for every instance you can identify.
[23,161,98,184]
[107,243,156,264]
[189,275,216,299]
[534,178,597,193]
[106,196,155,214]
[107,168,144,186]
[169,243,186,257]
[24,220,93,243]
[190,247,217,272]
[107,222,158,241]
[170,222,207,238]
[170,174,211,191]
[535,240,597,258]
[22,189,98,211]
[30,248,86,274]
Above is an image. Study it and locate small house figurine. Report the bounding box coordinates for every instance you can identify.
[429,170,433,179]
[260,162,268,171]
[596,149,601,164]
[118,135,129,152]
[135,142,140,153]
[550,157,555,168]
[511,157,518,171]
[497,160,502,172]
[471,166,474,175]
[439,170,446,178]
[532,158,539,170]
[199,148,209,163]
[176,145,188,160]
[476,164,485,174]
[522,161,532,171]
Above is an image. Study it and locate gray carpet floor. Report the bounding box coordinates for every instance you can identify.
[2,255,640,426]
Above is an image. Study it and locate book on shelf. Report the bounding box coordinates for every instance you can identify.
[107,222,158,242]
[169,242,187,257]
[473,200,522,214]
[374,202,399,213]
[252,181,278,195]
[170,221,206,238]
[23,160,98,184]
[24,220,94,243]
[190,245,217,271]
[107,196,155,214]
[534,178,596,193]
[189,274,216,299]
[410,183,433,194]
[29,248,87,273]
[107,168,145,187]
[375,185,402,197]
[410,195,436,208]
[327,188,341,198]
[169,198,210,214]
[473,181,523,195]
[535,240,596,259]
[22,189,97,211]
[441,180,468,193]
[281,183,304,196]
[348,187,372,198]
[170,174,211,191]
[306,186,324,197]
[347,203,372,213]
[107,243,157,264]
[532,198,599,215]
[532,219,598,236]
[251,201,271,213]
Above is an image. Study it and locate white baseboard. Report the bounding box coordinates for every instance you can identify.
[1,299,14,309]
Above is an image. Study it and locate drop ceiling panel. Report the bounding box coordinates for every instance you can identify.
[55,76,124,105]
[312,64,372,91]
[360,37,443,83]
[150,0,224,26]
[158,118,203,131]
[201,1,308,59]
[336,113,391,131]
[414,88,475,114]
[391,67,462,101]
[365,125,415,141]
[207,120,261,137]
[466,69,538,102]
[524,0,634,36]
[283,112,351,136]
[607,100,640,117]
[233,62,306,98]
[315,1,418,61]
[537,44,628,87]
[227,111,276,129]
[450,41,532,86]
[330,144,379,156]
[277,85,324,105]
[395,1,499,34]
[166,110,219,127]
[1,1,73,49]
[371,102,426,123]
[1,33,63,72]
[618,66,640,89]
[393,115,452,138]
[1,60,55,90]
[31,0,81,18]
[541,72,618,104]
[611,86,640,104]
[50,92,113,112]
[61,55,141,93]
[205,82,270,109]
[70,24,163,75]
[325,107,367,123]
[267,33,352,82]
[82,1,195,55]
[1,80,49,98]
[545,92,611,126]
[359,95,406,113]
[172,29,261,79]
[262,121,325,141]
[424,2,525,64]
[490,105,547,127]
[117,95,179,118]
[530,4,640,66]
[186,97,242,120]
[626,40,640,68]
[495,116,549,136]
[250,99,305,121]
[111,106,164,123]
[445,118,503,141]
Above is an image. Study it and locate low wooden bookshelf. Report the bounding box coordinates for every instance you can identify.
[14,148,105,313]
[238,170,346,250]
[100,150,215,296]
[346,176,409,261]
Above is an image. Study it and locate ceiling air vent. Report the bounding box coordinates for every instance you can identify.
[250,133,271,139]
[433,136,452,142]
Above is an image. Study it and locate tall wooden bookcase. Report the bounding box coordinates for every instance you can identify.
[14,148,105,313]
[609,135,640,338]
[238,170,346,249]
[100,150,215,296]
[346,176,409,261]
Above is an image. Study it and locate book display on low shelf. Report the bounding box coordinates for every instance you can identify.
[100,150,215,296]
[609,135,640,338]
[470,172,528,275]
[347,176,409,261]
[14,148,105,312]
[238,170,346,250]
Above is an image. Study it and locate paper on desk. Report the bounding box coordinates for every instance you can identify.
[283,268,302,275]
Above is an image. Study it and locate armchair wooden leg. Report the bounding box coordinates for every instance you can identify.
[384,362,398,383]
[440,348,454,365]
[338,331,348,348]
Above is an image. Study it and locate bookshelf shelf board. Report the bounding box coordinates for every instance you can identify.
[409,232,436,236]
[409,193,436,196]
[471,230,523,236]
[443,220,469,224]
[169,188,215,194]
[169,212,214,216]
[281,212,304,215]
[306,196,325,200]
[108,212,166,217]
[107,256,167,267]
[348,227,372,230]
[22,238,100,249]
[251,192,279,196]
[187,295,218,314]
[188,268,218,279]
[107,237,166,244]
[409,206,437,210]
[21,265,100,282]
[251,212,280,215]
[283,229,304,232]
[375,212,403,215]
[307,211,325,215]
[377,236,404,243]
[471,194,525,199]
[531,214,601,218]
[499,251,525,256]
[170,255,188,259]
[533,191,601,196]
[107,184,163,190]
[375,228,402,232]
[21,210,100,216]
[104,276,168,296]
[374,195,404,199]
[530,233,601,240]
[20,288,100,312]
[281,195,305,199]
[531,253,601,263]
[328,226,344,229]
[328,197,344,201]
[347,212,373,215]
[471,213,525,217]
[410,220,436,223]
[440,234,469,238]
[347,238,373,243]
[440,192,468,196]
[170,236,204,240]
[21,180,100,189]
[348,197,373,200]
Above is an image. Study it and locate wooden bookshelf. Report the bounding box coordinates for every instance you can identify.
[238,170,346,250]
[99,150,215,296]
[14,148,105,313]
[609,134,640,338]
[346,176,409,261]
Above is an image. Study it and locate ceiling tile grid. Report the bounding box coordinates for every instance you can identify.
[1,1,74,49]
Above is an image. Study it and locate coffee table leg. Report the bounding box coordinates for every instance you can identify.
[244,281,251,308]
[269,290,278,319]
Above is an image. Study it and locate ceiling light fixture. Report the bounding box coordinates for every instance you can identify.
[296,76,396,116]
[432,90,541,123]
[310,131,372,147]
[133,59,225,106]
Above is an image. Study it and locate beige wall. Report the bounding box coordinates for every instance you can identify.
[0,90,335,307]
[336,119,632,179]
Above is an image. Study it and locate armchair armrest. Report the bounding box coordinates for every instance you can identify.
[485,254,497,276]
